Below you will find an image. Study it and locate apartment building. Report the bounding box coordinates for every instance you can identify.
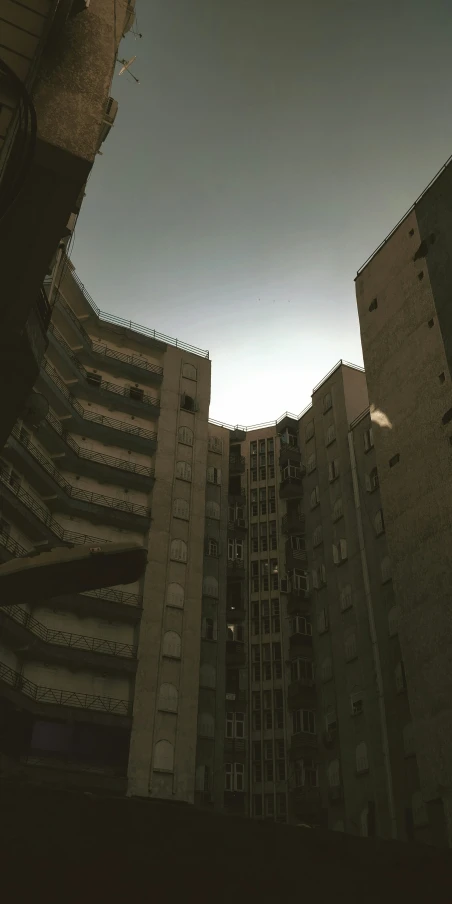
[0,0,136,448]
[0,260,227,807]
[355,154,452,846]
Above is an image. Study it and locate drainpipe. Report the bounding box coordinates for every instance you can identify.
[347,430,398,841]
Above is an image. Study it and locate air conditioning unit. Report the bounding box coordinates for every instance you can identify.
[99,97,119,146]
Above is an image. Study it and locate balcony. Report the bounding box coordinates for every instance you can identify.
[279,466,304,500]
[226,641,246,667]
[0,660,132,728]
[227,559,245,577]
[0,604,137,674]
[286,591,311,616]
[281,513,305,535]
[229,455,245,475]
[289,734,318,761]
[224,737,247,757]
[279,445,302,467]
[287,678,316,711]
[55,298,164,386]
[289,631,313,652]
[227,517,247,536]
[285,539,307,569]
[39,359,158,453]
[49,586,143,624]
[226,606,246,623]
[228,489,246,505]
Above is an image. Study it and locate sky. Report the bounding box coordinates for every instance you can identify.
[73,0,452,425]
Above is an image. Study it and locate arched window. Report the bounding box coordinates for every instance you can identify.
[323,392,332,412]
[326,424,336,445]
[328,759,340,787]
[182,362,197,380]
[332,497,343,521]
[166,582,184,609]
[381,556,391,583]
[200,663,216,688]
[154,739,174,772]
[170,538,187,562]
[158,683,178,712]
[374,509,385,536]
[340,584,352,612]
[173,498,189,520]
[344,632,357,662]
[206,500,220,520]
[310,486,320,508]
[178,426,193,446]
[162,631,181,659]
[388,605,399,636]
[412,791,428,827]
[207,466,222,485]
[307,452,316,474]
[321,657,333,683]
[202,617,217,640]
[176,460,192,482]
[198,712,214,738]
[356,742,368,774]
[305,421,315,441]
[313,524,322,547]
[203,575,218,598]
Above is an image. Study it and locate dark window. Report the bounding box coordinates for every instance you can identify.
[130,386,144,401]
[389,453,400,468]
[87,372,102,387]
[368,298,378,312]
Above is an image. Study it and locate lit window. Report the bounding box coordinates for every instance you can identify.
[176,460,191,481]
[178,426,193,446]
[170,538,187,562]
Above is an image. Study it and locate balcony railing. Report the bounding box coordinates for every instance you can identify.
[227,558,245,573]
[81,586,142,608]
[281,514,305,535]
[0,660,132,715]
[55,297,165,377]
[229,455,245,473]
[9,426,151,519]
[41,359,157,443]
[45,410,155,478]
[0,530,28,558]
[0,470,112,546]
[2,604,137,658]
[36,287,52,332]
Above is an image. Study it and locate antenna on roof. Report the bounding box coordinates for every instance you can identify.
[117,56,139,83]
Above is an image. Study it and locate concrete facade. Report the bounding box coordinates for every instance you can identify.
[355,156,452,845]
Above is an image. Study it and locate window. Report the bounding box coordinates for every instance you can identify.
[325,709,337,733]
[290,615,312,637]
[227,624,244,643]
[403,723,415,757]
[366,467,379,492]
[312,524,322,547]
[251,468,257,482]
[158,683,178,712]
[344,632,357,662]
[295,758,319,788]
[292,709,316,735]
[412,792,428,827]
[260,487,267,515]
[323,392,332,413]
[154,739,174,772]
[389,453,400,468]
[173,498,189,520]
[317,608,329,634]
[259,467,267,481]
[176,460,191,482]
[364,426,374,452]
[328,459,340,482]
[264,740,273,760]
[252,691,261,711]
[332,497,343,521]
[351,691,364,716]
[290,658,314,684]
[381,555,392,583]
[395,661,406,693]
[310,486,320,508]
[254,758,262,778]
[388,605,399,636]
[340,584,352,612]
[200,663,216,688]
[198,712,214,738]
[203,575,218,598]
[326,424,336,445]
[226,712,245,739]
[163,631,181,658]
[208,435,223,454]
[170,538,187,562]
[328,759,340,787]
[307,452,316,474]
[182,362,197,380]
[228,538,243,561]
[374,509,385,536]
[321,657,333,683]
[207,466,222,485]
[0,518,10,537]
[305,421,314,441]
[290,568,309,593]
[265,795,274,817]
[254,795,263,817]
[178,426,193,446]
[181,393,197,412]
[333,539,347,564]
[203,617,216,641]
[281,464,302,482]
[166,582,184,609]
[206,500,220,519]
[312,564,326,588]
[206,537,219,557]
[86,371,102,387]
[225,763,244,792]
[253,740,262,760]
[266,761,274,781]
[251,490,258,517]
[195,765,210,792]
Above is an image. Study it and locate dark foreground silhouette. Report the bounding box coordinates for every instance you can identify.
[1,781,452,903]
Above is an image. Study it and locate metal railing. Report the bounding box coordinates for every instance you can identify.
[2,604,137,658]
[36,288,52,331]
[41,359,158,442]
[55,269,209,358]
[0,660,132,715]
[0,530,28,558]
[281,514,305,534]
[10,426,151,518]
[81,586,143,608]
[0,470,112,546]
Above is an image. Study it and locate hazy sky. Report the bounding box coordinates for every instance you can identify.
[73,0,452,425]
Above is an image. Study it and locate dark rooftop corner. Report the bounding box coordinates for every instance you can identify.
[1,782,452,903]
